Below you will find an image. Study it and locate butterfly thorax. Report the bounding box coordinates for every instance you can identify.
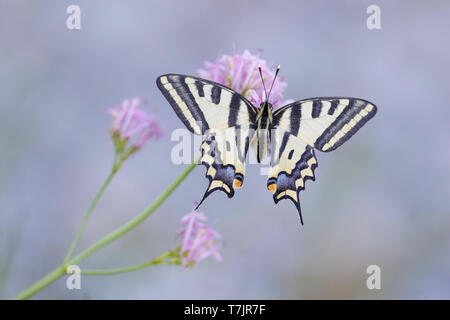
[255,101,273,163]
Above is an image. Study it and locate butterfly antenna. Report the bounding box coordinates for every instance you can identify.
[258,64,268,101]
[267,65,281,102]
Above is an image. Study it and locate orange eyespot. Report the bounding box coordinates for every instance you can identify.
[267,183,276,193]
[233,179,242,188]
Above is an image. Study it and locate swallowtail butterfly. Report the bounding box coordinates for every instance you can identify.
[157,66,377,225]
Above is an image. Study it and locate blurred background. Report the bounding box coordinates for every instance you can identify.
[1,0,450,299]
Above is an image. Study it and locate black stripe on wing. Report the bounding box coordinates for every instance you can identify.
[157,74,257,134]
[267,130,318,225]
[195,125,255,209]
[314,99,377,152]
[272,97,377,152]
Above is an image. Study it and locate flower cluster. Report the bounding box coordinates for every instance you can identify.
[198,50,289,107]
[178,210,223,267]
[109,98,163,150]
[108,98,163,172]
[109,98,164,158]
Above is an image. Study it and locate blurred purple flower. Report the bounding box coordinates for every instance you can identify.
[178,210,223,267]
[109,98,163,150]
[198,49,288,107]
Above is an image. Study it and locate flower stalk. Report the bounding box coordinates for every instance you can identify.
[63,168,116,265]
[81,247,182,276]
[14,155,200,300]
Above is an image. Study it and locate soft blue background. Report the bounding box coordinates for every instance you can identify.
[1,0,449,299]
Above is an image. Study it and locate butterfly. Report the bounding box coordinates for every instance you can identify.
[157,66,377,225]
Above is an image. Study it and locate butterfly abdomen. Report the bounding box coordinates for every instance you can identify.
[255,103,273,163]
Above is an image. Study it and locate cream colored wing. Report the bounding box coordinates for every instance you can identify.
[157,74,257,134]
[196,124,255,208]
[272,97,377,152]
[267,128,318,224]
[157,74,259,207]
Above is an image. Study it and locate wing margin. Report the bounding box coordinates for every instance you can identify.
[272,97,377,152]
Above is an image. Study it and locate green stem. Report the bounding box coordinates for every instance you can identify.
[0,213,30,299]
[13,156,200,300]
[241,86,250,97]
[12,266,66,301]
[69,156,198,266]
[81,249,180,275]
[63,169,116,265]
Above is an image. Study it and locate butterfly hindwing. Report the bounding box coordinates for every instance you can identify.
[157,74,257,134]
[272,97,377,152]
[197,124,255,207]
[267,128,318,224]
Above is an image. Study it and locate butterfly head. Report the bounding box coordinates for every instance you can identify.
[257,64,280,108]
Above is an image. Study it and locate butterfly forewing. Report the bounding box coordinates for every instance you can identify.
[157,74,257,134]
[273,97,377,152]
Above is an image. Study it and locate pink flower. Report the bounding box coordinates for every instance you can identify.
[198,50,288,107]
[109,98,163,150]
[178,210,223,267]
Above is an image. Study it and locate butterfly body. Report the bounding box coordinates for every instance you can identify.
[157,73,377,225]
[255,101,273,163]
